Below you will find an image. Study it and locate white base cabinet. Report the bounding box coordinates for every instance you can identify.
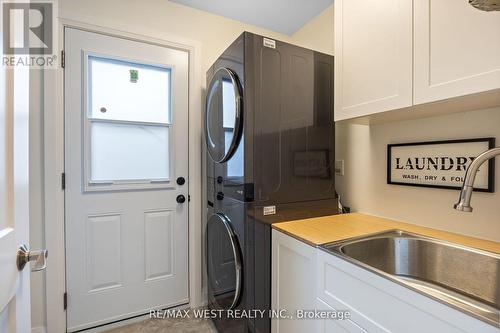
[272,230,498,333]
[271,230,317,333]
[316,249,497,333]
[315,298,366,333]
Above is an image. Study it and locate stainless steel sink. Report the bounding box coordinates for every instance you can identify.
[320,230,500,327]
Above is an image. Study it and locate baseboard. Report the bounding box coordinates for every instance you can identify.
[73,303,191,333]
[32,327,47,333]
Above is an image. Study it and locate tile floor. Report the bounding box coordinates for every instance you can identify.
[105,317,217,333]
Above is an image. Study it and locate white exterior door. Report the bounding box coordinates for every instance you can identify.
[64,28,189,331]
[0,29,31,333]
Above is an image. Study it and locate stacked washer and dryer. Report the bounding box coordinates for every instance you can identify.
[205,32,338,333]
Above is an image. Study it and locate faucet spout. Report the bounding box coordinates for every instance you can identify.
[454,147,500,212]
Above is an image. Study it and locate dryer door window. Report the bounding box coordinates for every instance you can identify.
[205,68,243,163]
[206,213,242,310]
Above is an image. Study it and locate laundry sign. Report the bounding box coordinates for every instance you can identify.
[387,138,495,192]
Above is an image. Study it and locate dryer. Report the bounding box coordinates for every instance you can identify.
[205,32,338,333]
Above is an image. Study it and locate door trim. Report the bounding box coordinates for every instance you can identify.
[44,19,203,332]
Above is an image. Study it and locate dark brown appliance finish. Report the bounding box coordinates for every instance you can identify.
[205,32,337,333]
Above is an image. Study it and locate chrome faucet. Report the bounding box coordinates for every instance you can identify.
[454,147,500,212]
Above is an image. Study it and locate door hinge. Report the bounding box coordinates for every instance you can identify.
[61,172,66,190]
[63,292,67,310]
[61,50,65,68]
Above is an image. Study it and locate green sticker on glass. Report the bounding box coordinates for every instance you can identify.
[129,69,138,83]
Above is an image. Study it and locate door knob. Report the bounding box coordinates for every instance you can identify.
[17,245,48,272]
[176,195,186,204]
[177,177,186,185]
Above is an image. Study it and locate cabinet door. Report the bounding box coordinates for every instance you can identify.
[316,298,367,333]
[316,250,497,333]
[414,0,500,104]
[271,230,316,333]
[334,0,413,121]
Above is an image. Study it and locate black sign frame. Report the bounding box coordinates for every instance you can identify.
[387,138,495,192]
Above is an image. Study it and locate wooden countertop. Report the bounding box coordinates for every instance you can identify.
[272,213,500,254]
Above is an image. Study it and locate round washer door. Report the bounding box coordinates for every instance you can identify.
[206,213,242,310]
[205,67,243,163]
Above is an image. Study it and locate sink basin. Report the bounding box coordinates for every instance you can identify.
[320,230,500,327]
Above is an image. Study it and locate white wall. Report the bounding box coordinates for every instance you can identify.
[336,107,500,242]
[291,4,334,55]
[59,0,334,74]
[29,1,334,330]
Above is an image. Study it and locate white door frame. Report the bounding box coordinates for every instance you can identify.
[44,19,203,332]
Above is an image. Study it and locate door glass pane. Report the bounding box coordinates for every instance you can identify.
[222,80,236,129]
[205,68,242,163]
[207,214,239,309]
[89,56,171,124]
[222,79,236,157]
[226,132,243,178]
[90,122,169,181]
[206,80,222,151]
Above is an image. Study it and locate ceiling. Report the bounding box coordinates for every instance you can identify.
[169,0,333,35]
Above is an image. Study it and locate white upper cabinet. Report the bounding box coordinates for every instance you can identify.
[414,0,500,104]
[335,0,500,121]
[334,0,413,121]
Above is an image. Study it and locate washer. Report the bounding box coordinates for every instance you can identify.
[205,32,338,333]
